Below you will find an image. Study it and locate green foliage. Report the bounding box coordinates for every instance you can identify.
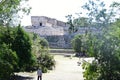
[83,33,120,80]
[12,25,36,71]
[0,60,13,80]
[30,33,49,55]
[0,26,42,72]
[0,26,15,47]
[0,0,35,79]
[66,15,78,33]
[0,25,37,72]
[71,34,89,56]
[39,38,49,49]
[37,53,55,73]
[82,61,98,80]
[0,43,18,80]
[29,33,55,73]
[73,17,89,27]
[0,0,31,26]
[71,35,82,53]
[80,0,120,80]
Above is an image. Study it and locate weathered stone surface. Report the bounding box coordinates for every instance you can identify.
[31,16,68,28]
[24,16,99,48]
[24,16,71,48]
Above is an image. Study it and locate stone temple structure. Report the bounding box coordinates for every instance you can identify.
[24,16,99,48]
[25,16,71,48]
[29,16,70,35]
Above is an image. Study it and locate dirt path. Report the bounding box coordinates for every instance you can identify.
[16,55,84,80]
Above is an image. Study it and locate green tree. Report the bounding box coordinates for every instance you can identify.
[83,33,120,79]
[0,0,30,26]
[80,0,120,80]
[29,33,55,72]
[30,33,49,56]
[12,25,36,71]
[37,53,55,73]
[71,35,82,53]
[0,26,15,47]
[73,17,89,27]
[40,38,49,48]
[0,0,35,79]
[0,43,18,80]
[71,34,89,57]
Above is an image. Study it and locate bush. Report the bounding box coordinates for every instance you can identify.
[40,38,49,49]
[30,33,55,73]
[0,60,13,80]
[0,43,18,79]
[37,53,55,73]
[71,34,87,57]
[71,35,82,53]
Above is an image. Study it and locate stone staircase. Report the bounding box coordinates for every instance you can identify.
[49,49,75,55]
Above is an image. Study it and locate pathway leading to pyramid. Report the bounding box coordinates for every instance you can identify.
[16,55,84,80]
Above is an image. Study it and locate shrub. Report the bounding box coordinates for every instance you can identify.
[0,43,18,79]
[37,53,55,73]
[39,38,49,49]
[0,60,13,80]
[71,34,88,57]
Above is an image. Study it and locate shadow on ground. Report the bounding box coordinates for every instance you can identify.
[10,75,34,80]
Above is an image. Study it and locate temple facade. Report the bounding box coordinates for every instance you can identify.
[24,16,98,48]
[31,16,69,28]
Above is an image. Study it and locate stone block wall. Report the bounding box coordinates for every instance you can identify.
[31,16,69,28]
[43,35,72,48]
[25,16,99,49]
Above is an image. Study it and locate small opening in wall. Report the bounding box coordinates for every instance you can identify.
[40,23,42,26]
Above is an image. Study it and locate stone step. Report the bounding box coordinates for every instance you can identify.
[50,49,74,53]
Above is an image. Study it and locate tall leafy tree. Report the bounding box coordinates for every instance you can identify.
[0,0,35,79]
[80,0,120,80]
[12,25,35,71]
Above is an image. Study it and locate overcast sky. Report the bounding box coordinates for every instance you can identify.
[21,0,120,26]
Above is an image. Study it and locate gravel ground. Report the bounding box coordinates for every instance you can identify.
[15,55,85,80]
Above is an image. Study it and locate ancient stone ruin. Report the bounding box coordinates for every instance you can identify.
[24,16,99,48]
[25,16,71,48]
